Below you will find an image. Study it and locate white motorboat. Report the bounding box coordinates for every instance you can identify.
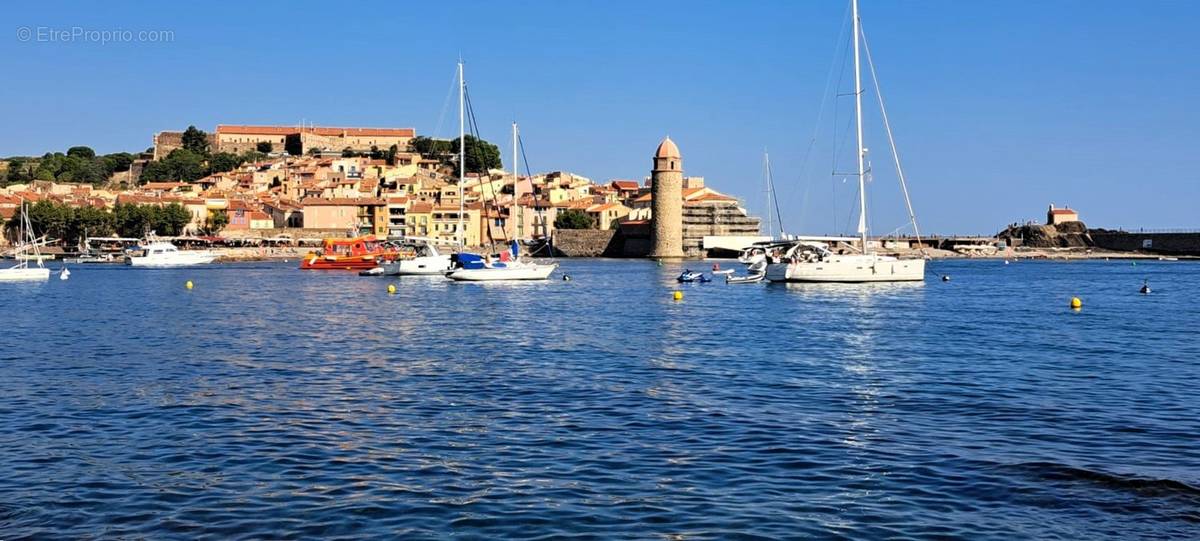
[125,241,217,267]
[726,260,767,284]
[379,238,454,276]
[766,0,926,284]
[0,201,51,282]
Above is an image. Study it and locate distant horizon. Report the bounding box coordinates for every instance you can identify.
[4,0,1198,235]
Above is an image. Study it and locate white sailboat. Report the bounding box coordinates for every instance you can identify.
[0,201,52,282]
[445,121,557,282]
[766,0,925,283]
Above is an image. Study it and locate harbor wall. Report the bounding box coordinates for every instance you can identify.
[551,229,619,257]
[1089,231,1200,255]
[551,227,652,257]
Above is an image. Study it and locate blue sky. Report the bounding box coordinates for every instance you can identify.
[3,1,1198,234]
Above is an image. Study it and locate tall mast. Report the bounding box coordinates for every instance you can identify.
[852,0,869,253]
[512,121,519,242]
[458,59,466,248]
[763,151,773,239]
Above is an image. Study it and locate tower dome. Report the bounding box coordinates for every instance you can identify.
[655,137,680,159]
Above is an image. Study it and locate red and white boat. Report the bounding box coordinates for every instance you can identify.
[299,236,398,270]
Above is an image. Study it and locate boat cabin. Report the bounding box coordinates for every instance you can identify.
[319,236,382,257]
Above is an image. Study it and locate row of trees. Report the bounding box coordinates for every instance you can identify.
[4,146,137,187]
[6,200,200,246]
[140,126,266,183]
[410,135,501,175]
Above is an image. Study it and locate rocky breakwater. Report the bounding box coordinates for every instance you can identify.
[997,220,1094,248]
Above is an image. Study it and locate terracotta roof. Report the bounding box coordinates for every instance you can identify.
[1050,209,1077,214]
[611,180,639,190]
[655,137,680,159]
[687,192,736,202]
[587,202,624,213]
[301,197,385,206]
[217,125,416,137]
[408,202,433,213]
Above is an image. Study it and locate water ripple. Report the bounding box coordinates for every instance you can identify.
[0,259,1198,538]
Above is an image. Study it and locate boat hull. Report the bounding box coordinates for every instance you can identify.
[445,263,557,281]
[300,254,386,270]
[382,255,454,275]
[0,267,51,281]
[726,273,765,284]
[766,256,925,283]
[126,252,218,267]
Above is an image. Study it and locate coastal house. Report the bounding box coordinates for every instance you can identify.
[1047,204,1079,225]
[431,204,481,247]
[406,202,433,238]
[585,202,631,230]
[301,197,387,236]
[386,196,409,238]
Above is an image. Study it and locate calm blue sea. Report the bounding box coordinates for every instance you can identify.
[1,259,1198,539]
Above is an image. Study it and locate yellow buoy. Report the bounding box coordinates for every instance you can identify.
[673,291,683,301]
[387,284,397,294]
[185,280,193,290]
[1070,297,1082,309]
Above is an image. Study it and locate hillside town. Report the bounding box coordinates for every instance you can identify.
[1,124,761,256]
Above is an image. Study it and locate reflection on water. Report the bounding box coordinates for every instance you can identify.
[0,259,1198,539]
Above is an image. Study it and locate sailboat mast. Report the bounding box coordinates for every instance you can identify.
[512,121,520,243]
[852,0,869,253]
[763,152,773,239]
[458,60,466,248]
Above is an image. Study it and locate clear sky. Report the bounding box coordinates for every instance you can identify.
[3,1,1198,234]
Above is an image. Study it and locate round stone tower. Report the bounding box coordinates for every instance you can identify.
[650,137,685,259]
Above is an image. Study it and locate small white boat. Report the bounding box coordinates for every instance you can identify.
[0,201,51,282]
[446,262,557,281]
[380,237,454,276]
[1158,256,1179,261]
[726,260,767,284]
[125,241,217,267]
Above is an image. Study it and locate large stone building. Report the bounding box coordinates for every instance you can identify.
[649,137,684,259]
[153,125,416,159]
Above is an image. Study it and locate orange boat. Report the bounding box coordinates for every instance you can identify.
[300,236,398,270]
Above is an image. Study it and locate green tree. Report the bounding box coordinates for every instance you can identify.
[201,210,229,235]
[256,141,273,153]
[240,150,267,163]
[4,158,35,185]
[140,149,206,183]
[451,135,502,175]
[208,152,242,174]
[69,205,115,244]
[181,125,210,155]
[22,200,72,241]
[67,146,96,160]
[99,153,135,176]
[554,209,595,230]
[341,147,356,158]
[155,203,193,235]
[113,203,154,237]
[386,144,399,165]
[410,136,453,157]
